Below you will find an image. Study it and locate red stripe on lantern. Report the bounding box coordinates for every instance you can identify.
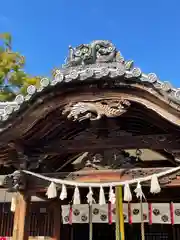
[148,203,152,225]
[108,201,112,225]
[170,202,174,225]
[69,205,73,225]
[128,203,132,224]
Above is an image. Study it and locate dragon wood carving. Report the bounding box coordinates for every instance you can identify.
[62,99,130,121]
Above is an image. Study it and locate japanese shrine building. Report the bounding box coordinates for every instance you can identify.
[0,40,180,239]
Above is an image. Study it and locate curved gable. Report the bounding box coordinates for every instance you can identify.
[0,40,179,126]
[0,40,179,169]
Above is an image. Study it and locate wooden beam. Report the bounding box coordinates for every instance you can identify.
[32,134,180,154]
[12,192,30,240]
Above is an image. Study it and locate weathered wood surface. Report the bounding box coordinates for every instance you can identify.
[32,134,180,154]
[0,88,180,169]
[12,193,30,240]
[51,200,61,240]
[1,87,180,143]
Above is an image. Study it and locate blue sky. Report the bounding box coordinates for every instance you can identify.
[0,0,180,86]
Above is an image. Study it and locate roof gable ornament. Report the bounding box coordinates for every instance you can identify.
[54,40,143,83]
[61,40,137,75]
[64,40,124,67]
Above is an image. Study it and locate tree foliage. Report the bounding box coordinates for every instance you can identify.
[0,33,41,101]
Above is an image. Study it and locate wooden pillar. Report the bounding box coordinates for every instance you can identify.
[116,186,125,240]
[12,192,30,240]
[52,200,61,240]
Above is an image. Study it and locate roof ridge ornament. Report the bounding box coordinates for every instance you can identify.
[63,40,124,68]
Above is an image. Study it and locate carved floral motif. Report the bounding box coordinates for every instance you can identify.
[72,149,138,171]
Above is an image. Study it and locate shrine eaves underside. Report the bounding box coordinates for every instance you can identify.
[0,40,179,175]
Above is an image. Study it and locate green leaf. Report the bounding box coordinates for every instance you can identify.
[0,32,48,101]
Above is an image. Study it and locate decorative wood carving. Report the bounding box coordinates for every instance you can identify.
[8,142,40,171]
[75,150,138,170]
[62,99,130,122]
[126,168,177,185]
[3,170,26,192]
